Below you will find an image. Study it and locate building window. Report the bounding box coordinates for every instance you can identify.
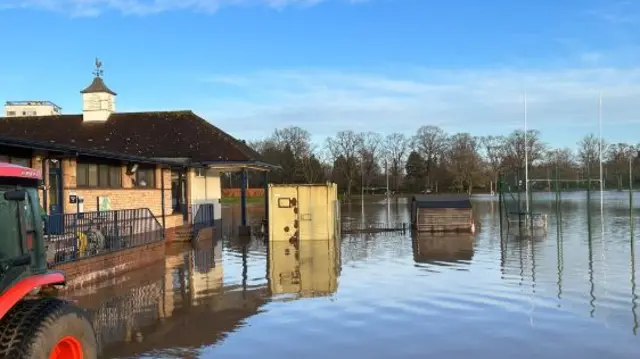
[6,111,16,116]
[133,167,155,188]
[10,157,31,168]
[0,156,31,167]
[195,168,206,177]
[77,163,122,188]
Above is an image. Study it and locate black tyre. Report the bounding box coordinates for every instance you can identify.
[0,297,97,359]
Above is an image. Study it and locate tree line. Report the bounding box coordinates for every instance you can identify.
[223,126,640,196]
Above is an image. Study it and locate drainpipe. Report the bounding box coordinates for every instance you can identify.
[160,167,166,237]
[240,168,248,227]
[42,157,48,215]
[263,171,269,225]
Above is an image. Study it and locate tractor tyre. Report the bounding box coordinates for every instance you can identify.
[0,297,97,359]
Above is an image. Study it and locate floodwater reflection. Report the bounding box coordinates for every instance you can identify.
[411,233,474,263]
[65,193,640,359]
[267,239,341,300]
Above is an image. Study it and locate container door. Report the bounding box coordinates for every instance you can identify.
[295,186,312,240]
[269,186,298,241]
[297,185,331,240]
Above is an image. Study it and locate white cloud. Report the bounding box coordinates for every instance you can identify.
[196,66,640,146]
[587,0,640,25]
[0,0,361,16]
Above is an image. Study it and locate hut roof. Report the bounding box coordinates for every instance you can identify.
[411,194,472,209]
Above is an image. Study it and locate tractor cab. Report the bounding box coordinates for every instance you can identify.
[0,163,48,287]
[0,162,98,359]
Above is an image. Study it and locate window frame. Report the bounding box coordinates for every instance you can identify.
[76,162,122,189]
[133,167,156,189]
[0,156,32,168]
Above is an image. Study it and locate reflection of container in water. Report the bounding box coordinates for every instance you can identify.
[268,183,340,241]
[267,239,340,297]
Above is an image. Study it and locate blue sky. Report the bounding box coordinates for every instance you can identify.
[1,0,640,151]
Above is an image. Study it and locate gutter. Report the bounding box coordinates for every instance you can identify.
[0,136,280,170]
[0,136,179,166]
[199,160,282,171]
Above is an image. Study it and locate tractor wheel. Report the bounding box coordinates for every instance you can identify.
[0,298,97,359]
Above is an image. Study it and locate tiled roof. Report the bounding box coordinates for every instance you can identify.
[80,76,117,96]
[0,110,269,166]
[411,194,473,209]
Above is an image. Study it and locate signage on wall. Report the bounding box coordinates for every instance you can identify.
[98,196,111,212]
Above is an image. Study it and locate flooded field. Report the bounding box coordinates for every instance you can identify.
[68,192,640,359]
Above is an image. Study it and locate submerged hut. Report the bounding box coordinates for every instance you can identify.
[410,195,474,233]
[411,233,475,263]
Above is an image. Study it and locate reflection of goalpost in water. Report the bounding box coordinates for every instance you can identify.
[496,92,637,234]
[495,93,638,329]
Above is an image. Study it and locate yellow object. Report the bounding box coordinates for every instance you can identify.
[76,231,88,255]
[268,239,340,297]
[268,183,339,241]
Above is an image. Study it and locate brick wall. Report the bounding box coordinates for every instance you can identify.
[60,260,165,309]
[30,153,46,208]
[71,188,169,217]
[165,213,186,228]
[54,240,166,290]
[222,188,265,197]
[60,158,173,221]
[24,153,196,238]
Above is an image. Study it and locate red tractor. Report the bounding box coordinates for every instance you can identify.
[0,163,97,359]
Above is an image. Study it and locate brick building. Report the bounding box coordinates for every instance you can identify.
[0,66,275,241]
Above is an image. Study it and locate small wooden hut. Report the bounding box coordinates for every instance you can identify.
[410,194,474,232]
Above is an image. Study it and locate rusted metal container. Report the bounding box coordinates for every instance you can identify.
[268,183,339,241]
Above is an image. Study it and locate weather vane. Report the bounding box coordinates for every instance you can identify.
[93,58,104,78]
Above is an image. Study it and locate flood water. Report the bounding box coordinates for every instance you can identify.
[68,192,640,359]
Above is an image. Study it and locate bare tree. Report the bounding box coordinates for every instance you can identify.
[501,129,546,174]
[383,133,410,191]
[545,147,575,169]
[608,142,635,190]
[326,131,364,197]
[539,147,576,190]
[271,126,312,158]
[412,125,448,189]
[299,154,324,184]
[577,133,608,177]
[248,124,634,194]
[448,133,481,194]
[479,135,506,193]
[358,132,383,190]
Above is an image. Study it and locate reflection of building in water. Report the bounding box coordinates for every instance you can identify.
[94,238,269,358]
[411,233,474,263]
[162,239,224,318]
[92,280,163,347]
[63,260,166,352]
[268,239,341,298]
[190,238,224,301]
